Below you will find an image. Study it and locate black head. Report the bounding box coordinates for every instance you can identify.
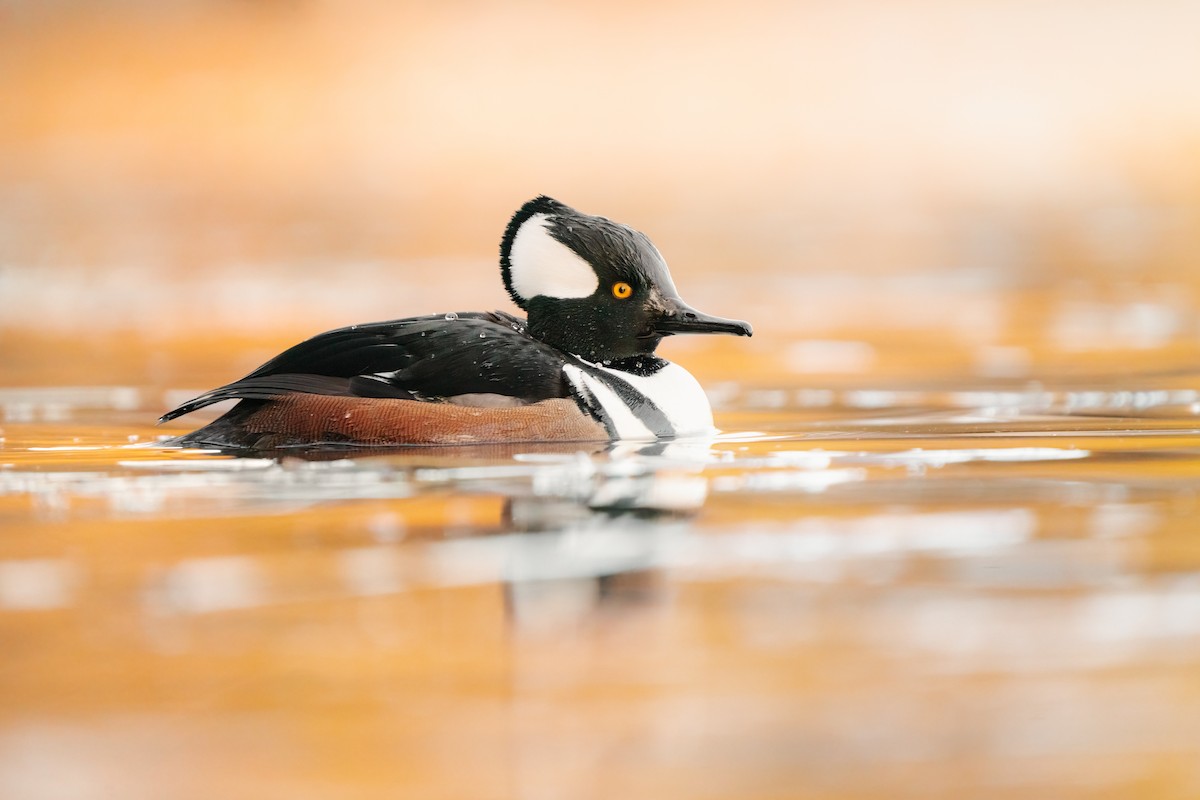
[499,196,752,362]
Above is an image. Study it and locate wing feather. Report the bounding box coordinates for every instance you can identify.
[160,311,571,423]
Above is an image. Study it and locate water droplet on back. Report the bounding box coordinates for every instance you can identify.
[444,312,459,321]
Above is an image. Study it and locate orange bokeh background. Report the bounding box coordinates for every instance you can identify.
[2,0,1199,381]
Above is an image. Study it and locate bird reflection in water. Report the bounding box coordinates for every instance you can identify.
[500,440,712,629]
[182,436,716,628]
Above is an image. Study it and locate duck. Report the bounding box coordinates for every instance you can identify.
[160,195,752,449]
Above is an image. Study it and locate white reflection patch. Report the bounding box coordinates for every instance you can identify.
[871,581,1200,672]
[27,446,107,452]
[148,556,265,615]
[875,447,1089,467]
[339,547,404,596]
[388,508,1033,590]
[588,474,708,511]
[680,509,1035,574]
[711,468,865,493]
[1090,503,1159,539]
[0,560,77,610]
[117,459,276,471]
[1078,589,1200,643]
[0,387,141,423]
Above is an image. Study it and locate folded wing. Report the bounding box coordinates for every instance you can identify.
[160,311,572,422]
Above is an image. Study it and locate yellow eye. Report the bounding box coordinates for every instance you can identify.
[612,281,633,299]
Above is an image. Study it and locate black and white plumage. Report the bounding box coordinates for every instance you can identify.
[161,196,752,448]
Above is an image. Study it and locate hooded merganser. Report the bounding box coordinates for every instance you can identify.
[160,196,752,449]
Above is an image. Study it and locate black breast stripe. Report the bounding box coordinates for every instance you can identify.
[567,361,675,438]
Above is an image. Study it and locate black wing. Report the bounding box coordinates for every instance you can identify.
[160,311,572,422]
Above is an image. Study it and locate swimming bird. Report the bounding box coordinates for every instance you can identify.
[160,196,752,449]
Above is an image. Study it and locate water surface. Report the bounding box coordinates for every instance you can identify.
[3,348,1200,798]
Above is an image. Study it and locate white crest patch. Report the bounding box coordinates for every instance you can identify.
[508,214,599,302]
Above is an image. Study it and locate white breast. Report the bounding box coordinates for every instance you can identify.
[563,360,715,440]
